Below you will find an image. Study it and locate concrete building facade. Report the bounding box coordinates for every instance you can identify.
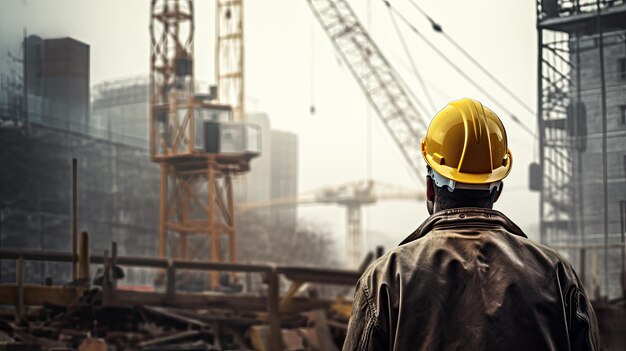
[25,35,90,132]
[537,1,626,298]
[0,38,159,286]
[574,32,626,298]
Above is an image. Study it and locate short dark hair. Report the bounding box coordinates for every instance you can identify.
[434,185,496,210]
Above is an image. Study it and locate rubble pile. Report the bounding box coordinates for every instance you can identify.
[0,288,351,351]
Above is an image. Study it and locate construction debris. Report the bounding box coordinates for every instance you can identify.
[0,285,350,350]
[0,242,358,350]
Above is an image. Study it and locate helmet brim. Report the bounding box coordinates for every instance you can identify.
[423,148,512,185]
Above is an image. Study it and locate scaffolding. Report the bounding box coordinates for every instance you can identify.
[537,0,626,298]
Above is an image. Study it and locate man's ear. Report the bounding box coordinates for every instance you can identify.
[426,177,435,215]
[493,182,504,203]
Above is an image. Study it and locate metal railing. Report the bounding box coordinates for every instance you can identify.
[0,233,359,350]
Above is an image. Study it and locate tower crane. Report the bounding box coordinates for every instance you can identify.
[148,0,429,277]
[239,0,432,267]
[239,179,425,267]
[149,0,257,288]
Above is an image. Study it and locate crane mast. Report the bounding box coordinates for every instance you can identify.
[150,0,255,288]
[149,0,195,159]
[306,0,429,180]
[216,0,245,121]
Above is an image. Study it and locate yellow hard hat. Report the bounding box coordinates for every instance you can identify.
[421,98,512,185]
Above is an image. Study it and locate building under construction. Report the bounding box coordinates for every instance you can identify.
[0,36,161,286]
[536,0,626,300]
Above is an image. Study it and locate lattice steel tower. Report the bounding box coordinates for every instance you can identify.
[150,0,257,288]
[216,0,244,122]
[536,0,626,298]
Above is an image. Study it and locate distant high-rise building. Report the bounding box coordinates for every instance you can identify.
[25,35,90,131]
[240,113,273,225]
[270,130,298,232]
[235,115,299,233]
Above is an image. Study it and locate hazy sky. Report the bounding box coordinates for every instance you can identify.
[0,0,540,254]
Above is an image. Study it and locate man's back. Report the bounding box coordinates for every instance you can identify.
[343,208,601,351]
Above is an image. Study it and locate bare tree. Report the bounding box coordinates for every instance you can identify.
[236,211,339,268]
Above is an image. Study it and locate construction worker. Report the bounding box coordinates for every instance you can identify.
[343,98,601,351]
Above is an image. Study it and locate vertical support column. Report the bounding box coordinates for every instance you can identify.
[537,28,546,244]
[22,28,29,134]
[239,0,245,121]
[15,257,24,322]
[574,30,586,247]
[72,158,78,281]
[102,250,111,305]
[180,177,190,259]
[346,205,362,268]
[595,0,610,297]
[208,158,219,288]
[78,231,90,285]
[226,173,236,263]
[619,201,626,298]
[111,242,118,291]
[267,267,283,350]
[159,163,168,258]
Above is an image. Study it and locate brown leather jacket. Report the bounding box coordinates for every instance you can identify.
[343,208,601,351]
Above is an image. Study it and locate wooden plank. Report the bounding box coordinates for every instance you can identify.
[138,330,199,348]
[16,257,24,320]
[267,268,283,351]
[0,285,79,306]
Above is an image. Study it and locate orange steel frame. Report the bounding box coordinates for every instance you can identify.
[150,0,248,287]
[158,157,245,287]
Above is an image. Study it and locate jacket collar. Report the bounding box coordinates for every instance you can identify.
[399,207,527,246]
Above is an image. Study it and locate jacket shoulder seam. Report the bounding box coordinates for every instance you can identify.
[360,277,380,328]
[355,278,381,350]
